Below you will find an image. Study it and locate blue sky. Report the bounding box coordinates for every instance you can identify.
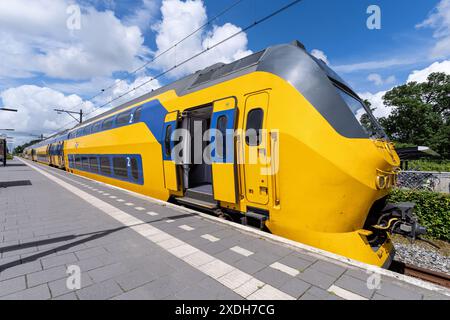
[0,0,449,147]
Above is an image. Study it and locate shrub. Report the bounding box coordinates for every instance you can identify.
[388,189,450,241]
[407,160,450,172]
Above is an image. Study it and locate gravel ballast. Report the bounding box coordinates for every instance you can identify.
[393,239,450,275]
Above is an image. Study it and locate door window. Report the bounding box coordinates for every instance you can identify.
[164,125,172,158]
[245,108,264,146]
[216,115,228,159]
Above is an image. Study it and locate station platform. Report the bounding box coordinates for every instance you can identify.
[1,158,449,300]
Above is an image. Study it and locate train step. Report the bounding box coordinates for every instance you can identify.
[175,196,218,210]
[185,184,215,203]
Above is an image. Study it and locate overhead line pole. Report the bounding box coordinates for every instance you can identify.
[54,109,83,124]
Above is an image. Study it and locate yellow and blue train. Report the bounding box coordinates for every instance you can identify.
[24,41,424,267]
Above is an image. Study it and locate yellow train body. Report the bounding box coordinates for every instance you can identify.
[25,42,401,267]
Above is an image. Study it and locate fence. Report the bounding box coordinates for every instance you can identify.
[397,171,450,193]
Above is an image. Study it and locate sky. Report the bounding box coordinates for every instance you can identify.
[0,0,450,149]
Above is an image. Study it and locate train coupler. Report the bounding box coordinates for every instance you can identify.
[372,202,426,243]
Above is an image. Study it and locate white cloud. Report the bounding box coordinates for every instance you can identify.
[406,60,450,82]
[417,0,450,58]
[124,0,160,31]
[0,0,149,80]
[311,49,329,65]
[92,76,161,112]
[0,0,250,147]
[151,0,252,77]
[367,73,396,86]
[334,58,419,74]
[359,90,390,118]
[0,85,95,145]
[48,77,118,96]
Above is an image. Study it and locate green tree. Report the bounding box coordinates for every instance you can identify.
[379,72,450,158]
[13,139,41,155]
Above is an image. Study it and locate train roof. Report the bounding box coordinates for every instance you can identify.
[29,39,362,148]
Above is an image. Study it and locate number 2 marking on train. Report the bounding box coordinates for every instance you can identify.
[129,114,134,124]
[127,157,131,167]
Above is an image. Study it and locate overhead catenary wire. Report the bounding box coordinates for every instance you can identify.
[49,0,246,134]
[49,0,303,136]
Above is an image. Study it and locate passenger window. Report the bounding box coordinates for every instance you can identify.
[134,107,142,122]
[89,157,99,173]
[81,156,89,170]
[164,125,172,158]
[245,108,264,146]
[216,115,228,159]
[131,158,139,181]
[116,111,132,126]
[113,157,128,178]
[100,157,111,175]
[75,156,81,168]
[102,118,113,130]
[92,122,102,133]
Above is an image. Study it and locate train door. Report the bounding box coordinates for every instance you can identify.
[210,97,238,204]
[46,145,52,165]
[162,111,181,192]
[242,92,270,205]
[58,142,64,168]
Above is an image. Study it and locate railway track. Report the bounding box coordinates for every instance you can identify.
[391,260,450,289]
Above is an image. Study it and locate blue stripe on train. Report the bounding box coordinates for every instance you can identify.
[140,99,168,144]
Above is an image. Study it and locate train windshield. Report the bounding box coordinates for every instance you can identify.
[336,87,387,139]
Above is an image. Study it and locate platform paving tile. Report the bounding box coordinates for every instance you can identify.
[0,260,42,281]
[113,275,190,300]
[2,284,51,300]
[334,274,376,299]
[299,286,344,300]
[48,273,94,298]
[253,266,293,290]
[343,267,372,282]
[279,278,311,299]
[114,269,158,292]
[53,292,78,300]
[26,265,67,288]
[1,159,449,300]
[276,253,315,272]
[74,246,109,260]
[0,276,27,297]
[296,266,339,290]
[247,251,281,266]
[310,260,347,278]
[75,279,123,300]
[71,256,106,272]
[375,280,423,300]
[41,252,78,269]
[233,257,267,275]
[214,249,246,265]
[87,262,131,283]
[372,293,391,300]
